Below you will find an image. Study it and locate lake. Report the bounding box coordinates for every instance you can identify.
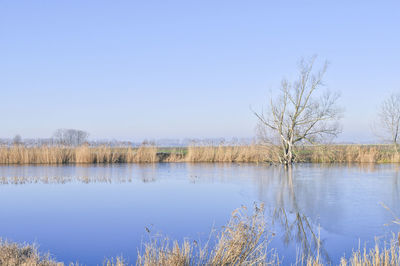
[0,163,399,264]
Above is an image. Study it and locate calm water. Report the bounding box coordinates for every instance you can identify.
[0,163,399,264]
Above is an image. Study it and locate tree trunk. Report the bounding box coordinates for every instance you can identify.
[281,142,294,165]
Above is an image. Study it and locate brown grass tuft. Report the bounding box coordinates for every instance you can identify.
[339,238,400,266]
[0,239,61,266]
[137,203,280,266]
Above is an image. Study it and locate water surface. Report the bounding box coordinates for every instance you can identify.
[0,163,399,264]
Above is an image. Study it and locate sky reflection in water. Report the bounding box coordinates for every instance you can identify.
[0,163,399,264]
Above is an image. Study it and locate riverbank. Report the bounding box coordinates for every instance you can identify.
[0,144,399,164]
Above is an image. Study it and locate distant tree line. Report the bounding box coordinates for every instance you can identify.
[4,129,90,147]
[52,128,89,146]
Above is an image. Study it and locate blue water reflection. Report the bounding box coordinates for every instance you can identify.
[0,163,399,264]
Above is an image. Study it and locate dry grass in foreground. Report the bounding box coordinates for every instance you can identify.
[0,239,61,266]
[298,236,400,266]
[136,205,400,266]
[0,238,126,266]
[137,204,278,266]
[1,207,400,266]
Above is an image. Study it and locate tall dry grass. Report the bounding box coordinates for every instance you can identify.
[137,203,280,266]
[0,238,126,266]
[0,239,61,266]
[185,145,277,163]
[339,238,400,266]
[0,145,159,164]
[298,236,400,266]
[184,144,400,164]
[1,144,400,164]
[295,144,400,164]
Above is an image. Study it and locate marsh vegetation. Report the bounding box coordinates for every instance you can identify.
[1,144,400,164]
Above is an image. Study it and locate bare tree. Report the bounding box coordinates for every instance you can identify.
[253,56,342,165]
[375,93,400,148]
[53,129,89,146]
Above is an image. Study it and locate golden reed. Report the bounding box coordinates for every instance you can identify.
[0,144,399,164]
[0,145,159,164]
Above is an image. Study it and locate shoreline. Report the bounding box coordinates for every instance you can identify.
[0,144,399,164]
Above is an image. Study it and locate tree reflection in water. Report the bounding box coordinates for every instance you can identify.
[266,166,330,262]
[253,163,400,264]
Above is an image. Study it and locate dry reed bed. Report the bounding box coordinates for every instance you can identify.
[302,145,400,164]
[0,145,159,164]
[0,144,400,164]
[188,144,400,163]
[185,145,275,163]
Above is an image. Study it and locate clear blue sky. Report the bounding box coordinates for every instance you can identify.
[1,1,399,142]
